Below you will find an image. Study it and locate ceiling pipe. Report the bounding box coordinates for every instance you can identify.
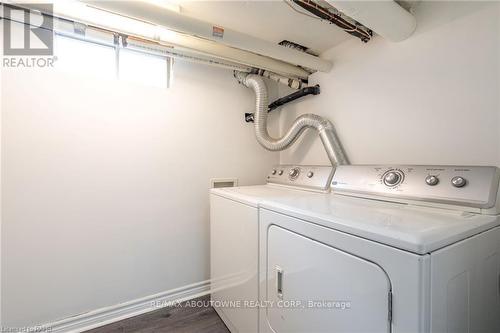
[82,0,333,73]
[20,1,311,79]
[325,1,416,42]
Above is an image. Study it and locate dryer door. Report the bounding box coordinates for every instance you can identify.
[265,225,391,333]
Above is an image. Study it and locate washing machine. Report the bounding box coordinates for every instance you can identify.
[258,165,500,333]
[210,165,335,333]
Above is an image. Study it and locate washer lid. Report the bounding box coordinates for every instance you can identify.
[210,185,323,207]
[260,194,500,254]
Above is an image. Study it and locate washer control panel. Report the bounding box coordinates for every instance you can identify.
[332,165,500,209]
[267,165,334,192]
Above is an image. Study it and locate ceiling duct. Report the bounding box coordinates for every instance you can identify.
[325,0,417,42]
[10,0,325,80]
[81,0,332,74]
[290,0,373,43]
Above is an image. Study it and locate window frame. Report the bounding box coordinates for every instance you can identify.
[54,32,172,89]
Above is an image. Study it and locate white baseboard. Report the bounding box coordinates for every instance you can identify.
[44,280,211,333]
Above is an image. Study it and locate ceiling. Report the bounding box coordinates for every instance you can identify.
[177,1,355,54]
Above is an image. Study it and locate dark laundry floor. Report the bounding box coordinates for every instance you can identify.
[85,296,230,333]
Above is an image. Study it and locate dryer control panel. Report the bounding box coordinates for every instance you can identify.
[332,165,500,210]
[267,165,334,192]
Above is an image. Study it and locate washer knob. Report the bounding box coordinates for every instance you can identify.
[451,176,466,188]
[425,175,439,186]
[307,171,314,178]
[271,169,277,175]
[278,170,284,176]
[383,171,401,186]
[289,168,300,179]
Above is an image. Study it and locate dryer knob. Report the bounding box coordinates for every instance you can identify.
[383,171,401,186]
[425,175,439,186]
[289,168,300,179]
[451,176,467,188]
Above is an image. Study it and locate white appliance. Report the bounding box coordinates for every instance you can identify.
[259,165,500,333]
[210,165,335,333]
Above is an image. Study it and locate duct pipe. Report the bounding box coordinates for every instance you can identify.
[326,1,416,42]
[82,0,333,72]
[235,72,349,166]
[253,69,306,90]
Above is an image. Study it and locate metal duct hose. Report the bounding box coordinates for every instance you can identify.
[235,72,349,166]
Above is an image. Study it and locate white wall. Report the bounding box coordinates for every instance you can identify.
[3,0,500,328]
[280,1,500,167]
[1,60,279,326]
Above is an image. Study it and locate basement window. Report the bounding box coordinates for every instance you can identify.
[119,49,168,89]
[55,34,116,79]
[54,33,171,89]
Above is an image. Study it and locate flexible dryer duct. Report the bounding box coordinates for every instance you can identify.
[235,72,349,166]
